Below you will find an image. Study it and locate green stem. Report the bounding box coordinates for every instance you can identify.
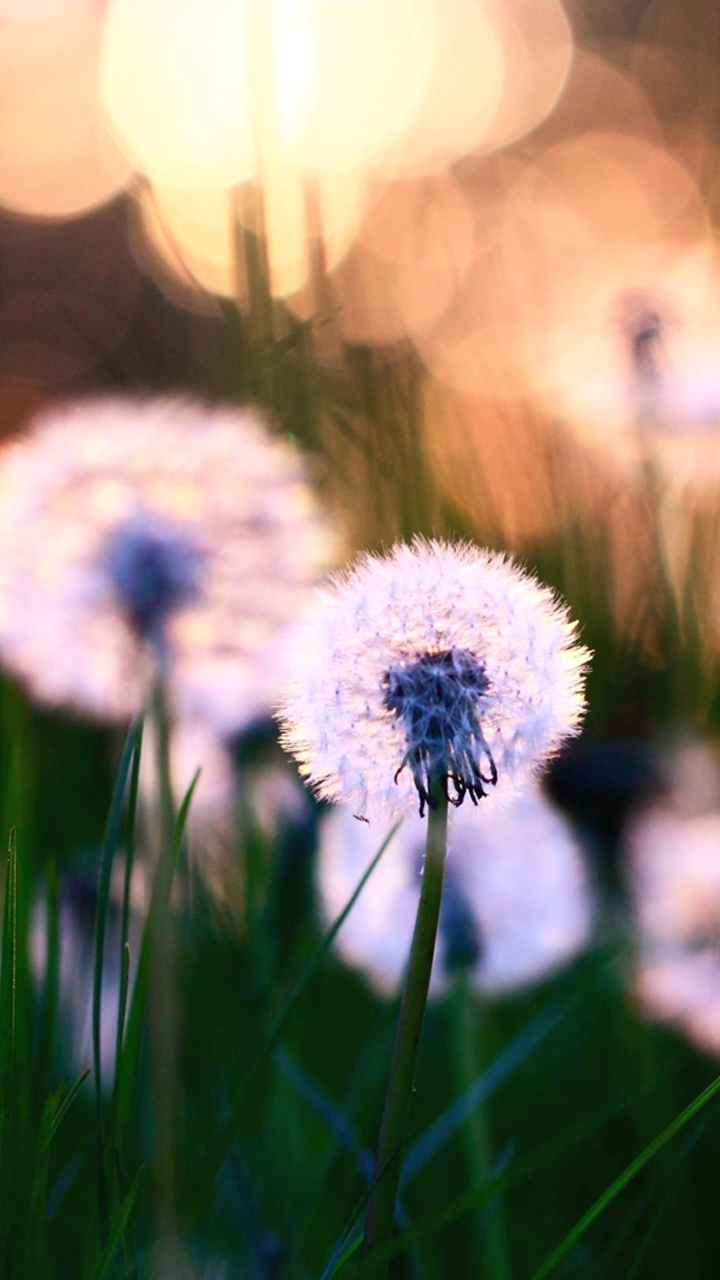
[363,789,450,1276]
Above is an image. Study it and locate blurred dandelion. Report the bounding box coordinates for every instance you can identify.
[318,786,594,996]
[626,739,720,1056]
[277,538,589,821]
[541,244,720,474]
[0,396,336,727]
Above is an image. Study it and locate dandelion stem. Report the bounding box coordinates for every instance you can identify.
[363,784,450,1276]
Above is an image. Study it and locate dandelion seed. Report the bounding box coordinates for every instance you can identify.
[0,396,336,727]
[318,785,594,995]
[277,538,589,819]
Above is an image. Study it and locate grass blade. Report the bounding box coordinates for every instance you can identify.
[48,1071,92,1145]
[92,716,143,1245]
[0,827,18,1173]
[37,856,60,1097]
[184,820,400,1221]
[529,1072,720,1280]
[114,769,199,1139]
[88,1168,144,1280]
[108,720,143,1154]
[93,716,143,1118]
[402,998,570,1185]
[0,828,19,1255]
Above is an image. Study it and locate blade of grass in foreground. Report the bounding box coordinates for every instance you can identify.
[0,828,57,1273]
[93,716,143,1118]
[403,998,570,1184]
[0,830,33,1248]
[322,1147,412,1280]
[249,820,401,1083]
[0,828,19,1184]
[331,1074,694,1277]
[0,829,20,1264]
[92,716,143,1246]
[598,1121,704,1280]
[323,998,568,1279]
[529,1072,720,1280]
[86,1168,143,1280]
[48,1072,92,1144]
[114,770,199,1141]
[183,821,400,1225]
[37,856,60,1099]
[108,719,143,1154]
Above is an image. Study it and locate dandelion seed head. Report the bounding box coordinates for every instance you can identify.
[318,785,594,996]
[278,538,589,819]
[0,395,336,726]
[382,648,496,815]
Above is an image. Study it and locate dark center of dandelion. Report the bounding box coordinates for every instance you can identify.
[382,648,498,817]
[104,512,205,646]
[617,291,669,415]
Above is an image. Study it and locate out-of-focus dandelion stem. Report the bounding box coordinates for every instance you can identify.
[152,676,175,848]
[363,785,449,1276]
[451,982,513,1280]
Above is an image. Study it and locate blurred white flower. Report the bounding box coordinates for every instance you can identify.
[0,396,336,728]
[626,740,720,1055]
[318,785,593,996]
[533,240,720,490]
[277,538,589,820]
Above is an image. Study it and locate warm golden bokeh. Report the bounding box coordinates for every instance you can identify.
[99,0,438,186]
[99,0,574,302]
[326,170,475,345]
[476,0,572,154]
[420,377,608,546]
[0,4,130,217]
[135,182,241,307]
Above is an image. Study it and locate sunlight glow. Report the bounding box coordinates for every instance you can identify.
[99,0,574,302]
[0,6,130,216]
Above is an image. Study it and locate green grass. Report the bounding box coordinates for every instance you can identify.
[3,696,720,1279]
[4,226,720,1279]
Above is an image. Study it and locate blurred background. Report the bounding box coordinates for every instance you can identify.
[4,0,720,1277]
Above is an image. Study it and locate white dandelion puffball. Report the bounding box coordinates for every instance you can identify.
[0,396,336,727]
[318,785,594,996]
[277,538,589,820]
